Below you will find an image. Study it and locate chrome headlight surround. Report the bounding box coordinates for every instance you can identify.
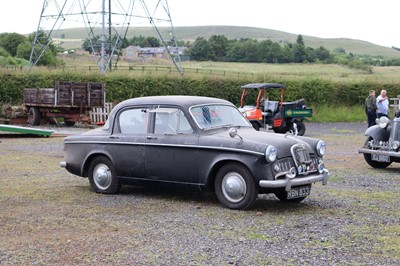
[316,140,326,156]
[265,145,277,162]
[378,116,390,129]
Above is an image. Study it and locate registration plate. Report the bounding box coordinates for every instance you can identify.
[287,185,311,199]
[371,154,390,162]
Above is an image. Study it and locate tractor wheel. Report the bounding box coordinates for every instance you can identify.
[28,107,41,126]
[294,121,306,136]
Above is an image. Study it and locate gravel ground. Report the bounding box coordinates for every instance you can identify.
[0,122,399,265]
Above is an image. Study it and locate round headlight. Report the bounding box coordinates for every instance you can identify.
[265,145,277,162]
[378,116,390,129]
[316,140,326,156]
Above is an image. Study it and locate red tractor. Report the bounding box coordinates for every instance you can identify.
[239,83,312,136]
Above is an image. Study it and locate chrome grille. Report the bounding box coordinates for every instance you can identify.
[291,144,312,166]
[277,160,292,172]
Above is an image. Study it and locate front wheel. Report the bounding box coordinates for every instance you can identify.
[363,137,392,168]
[215,163,258,210]
[88,156,121,194]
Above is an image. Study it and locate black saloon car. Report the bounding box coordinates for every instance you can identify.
[60,96,329,210]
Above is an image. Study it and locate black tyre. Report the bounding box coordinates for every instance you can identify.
[274,188,308,203]
[295,121,306,136]
[64,120,76,127]
[363,137,392,168]
[88,156,121,194]
[28,107,41,126]
[215,163,258,210]
[251,121,261,131]
[272,126,287,134]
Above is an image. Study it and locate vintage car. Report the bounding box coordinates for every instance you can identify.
[359,115,400,168]
[60,95,329,210]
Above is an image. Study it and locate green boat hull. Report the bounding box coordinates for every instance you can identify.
[0,124,52,137]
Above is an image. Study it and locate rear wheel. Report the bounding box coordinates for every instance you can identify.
[28,107,41,126]
[363,137,392,168]
[250,121,261,131]
[88,156,121,194]
[294,121,306,136]
[215,163,258,210]
[64,120,76,127]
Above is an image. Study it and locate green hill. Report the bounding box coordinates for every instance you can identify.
[53,25,400,58]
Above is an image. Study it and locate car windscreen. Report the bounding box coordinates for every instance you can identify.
[190,104,251,130]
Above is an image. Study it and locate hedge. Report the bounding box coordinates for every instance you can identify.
[1,72,399,107]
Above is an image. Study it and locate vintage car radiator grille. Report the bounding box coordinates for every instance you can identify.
[292,144,312,165]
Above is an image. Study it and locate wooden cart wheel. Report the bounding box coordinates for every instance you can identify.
[28,107,41,126]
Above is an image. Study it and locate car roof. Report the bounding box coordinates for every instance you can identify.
[114,95,233,110]
[241,83,285,89]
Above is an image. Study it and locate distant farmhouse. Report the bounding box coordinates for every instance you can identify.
[122,46,186,62]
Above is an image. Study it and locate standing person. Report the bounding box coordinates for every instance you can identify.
[365,90,377,127]
[376,89,389,118]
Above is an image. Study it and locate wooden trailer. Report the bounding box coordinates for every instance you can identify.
[24,81,105,126]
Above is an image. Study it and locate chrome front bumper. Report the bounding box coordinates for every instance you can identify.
[358,148,400,158]
[259,169,329,191]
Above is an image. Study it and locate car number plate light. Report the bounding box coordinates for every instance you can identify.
[287,185,311,199]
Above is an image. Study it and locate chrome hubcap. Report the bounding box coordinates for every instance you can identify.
[222,172,246,203]
[93,163,112,190]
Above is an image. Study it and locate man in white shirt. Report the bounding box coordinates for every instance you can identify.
[376,90,389,118]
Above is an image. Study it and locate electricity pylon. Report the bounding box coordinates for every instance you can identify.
[29,0,183,74]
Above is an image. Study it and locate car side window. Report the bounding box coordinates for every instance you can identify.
[153,108,193,135]
[118,108,149,134]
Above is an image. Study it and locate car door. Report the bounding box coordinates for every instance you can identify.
[145,107,200,184]
[106,106,149,179]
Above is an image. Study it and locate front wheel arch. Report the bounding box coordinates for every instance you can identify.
[363,137,392,168]
[214,162,258,210]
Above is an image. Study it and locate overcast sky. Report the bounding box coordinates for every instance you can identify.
[0,0,398,47]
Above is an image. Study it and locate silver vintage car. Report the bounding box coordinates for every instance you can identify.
[60,95,329,210]
[359,115,400,168]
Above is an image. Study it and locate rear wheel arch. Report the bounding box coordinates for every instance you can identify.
[82,152,114,177]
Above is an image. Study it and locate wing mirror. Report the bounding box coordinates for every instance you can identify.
[229,127,243,142]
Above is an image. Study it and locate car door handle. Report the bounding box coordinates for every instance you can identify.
[147,136,158,140]
[110,136,119,139]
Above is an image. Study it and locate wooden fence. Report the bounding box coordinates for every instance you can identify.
[389,96,400,110]
[89,102,113,124]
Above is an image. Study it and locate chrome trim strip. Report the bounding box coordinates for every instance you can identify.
[65,141,264,156]
[259,169,329,191]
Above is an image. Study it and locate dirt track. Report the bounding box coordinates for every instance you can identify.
[0,122,399,265]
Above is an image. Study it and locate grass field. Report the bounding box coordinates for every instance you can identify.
[58,55,400,84]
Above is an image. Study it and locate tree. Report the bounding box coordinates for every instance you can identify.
[17,30,62,66]
[0,33,27,57]
[292,35,306,63]
[187,37,211,61]
[208,35,228,61]
[82,35,101,53]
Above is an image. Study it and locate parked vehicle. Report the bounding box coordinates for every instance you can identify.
[24,81,105,126]
[359,114,400,168]
[239,83,313,135]
[60,95,329,210]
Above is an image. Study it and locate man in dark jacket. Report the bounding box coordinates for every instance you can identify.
[365,90,377,127]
